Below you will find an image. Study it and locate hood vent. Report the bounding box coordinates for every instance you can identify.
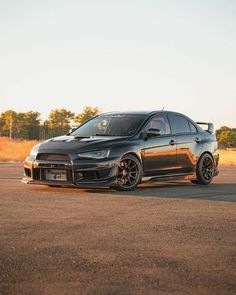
[37,153,70,161]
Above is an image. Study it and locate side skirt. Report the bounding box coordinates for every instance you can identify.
[141,172,196,183]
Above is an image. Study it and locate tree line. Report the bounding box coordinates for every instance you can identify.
[216,126,236,148]
[0,108,235,147]
[0,106,101,140]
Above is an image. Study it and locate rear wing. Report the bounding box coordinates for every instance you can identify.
[196,122,214,134]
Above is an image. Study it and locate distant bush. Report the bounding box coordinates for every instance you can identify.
[216,126,236,148]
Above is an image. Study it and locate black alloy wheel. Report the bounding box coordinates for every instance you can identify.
[191,153,215,185]
[111,154,142,191]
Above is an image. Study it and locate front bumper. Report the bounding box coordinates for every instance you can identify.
[22,154,118,188]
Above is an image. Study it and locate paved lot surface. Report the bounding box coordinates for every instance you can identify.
[0,164,236,295]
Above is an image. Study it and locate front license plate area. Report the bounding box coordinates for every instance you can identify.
[45,169,67,181]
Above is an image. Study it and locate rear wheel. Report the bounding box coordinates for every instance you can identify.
[191,153,215,185]
[111,154,142,191]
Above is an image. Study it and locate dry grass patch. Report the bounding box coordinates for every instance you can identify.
[0,137,40,162]
[219,149,236,166]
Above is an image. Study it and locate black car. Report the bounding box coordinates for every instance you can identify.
[22,111,219,191]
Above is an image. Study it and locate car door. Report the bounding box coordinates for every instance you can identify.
[168,114,202,173]
[142,114,177,176]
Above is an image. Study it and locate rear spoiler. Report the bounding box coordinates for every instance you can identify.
[196,122,214,134]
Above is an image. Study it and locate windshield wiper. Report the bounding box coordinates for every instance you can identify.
[94,134,115,136]
[73,135,90,139]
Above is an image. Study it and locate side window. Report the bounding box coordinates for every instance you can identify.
[146,115,171,135]
[169,115,191,134]
[188,121,198,133]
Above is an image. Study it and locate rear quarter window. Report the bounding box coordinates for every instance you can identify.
[169,115,191,134]
[188,121,198,133]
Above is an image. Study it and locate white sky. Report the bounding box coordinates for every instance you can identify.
[0,0,236,128]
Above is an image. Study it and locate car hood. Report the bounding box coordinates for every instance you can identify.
[38,135,129,153]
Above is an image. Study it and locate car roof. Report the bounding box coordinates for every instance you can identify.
[100,110,188,117]
[100,111,155,116]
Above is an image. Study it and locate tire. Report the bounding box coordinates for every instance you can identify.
[191,153,215,185]
[111,154,142,191]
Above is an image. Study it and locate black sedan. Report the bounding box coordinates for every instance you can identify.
[22,111,219,191]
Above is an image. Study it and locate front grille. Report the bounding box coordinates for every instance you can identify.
[37,153,70,161]
[37,163,69,169]
[32,167,73,182]
[75,168,111,181]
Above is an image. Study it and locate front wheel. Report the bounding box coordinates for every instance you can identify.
[111,154,142,191]
[191,153,215,185]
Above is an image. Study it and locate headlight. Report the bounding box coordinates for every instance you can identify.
[30,143,41,157]
[77,149,110,159]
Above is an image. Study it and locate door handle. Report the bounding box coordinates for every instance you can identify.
[169,139,175,146]
[195,137,200,143]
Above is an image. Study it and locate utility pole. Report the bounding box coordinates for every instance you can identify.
[9,113,12,140]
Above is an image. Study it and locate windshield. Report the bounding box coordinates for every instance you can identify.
[71,114,147,137]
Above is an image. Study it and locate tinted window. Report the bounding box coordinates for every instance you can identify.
[72,114,146,137]
[188,121,198,133]
[146,115,171,135]
[170,115,191,134]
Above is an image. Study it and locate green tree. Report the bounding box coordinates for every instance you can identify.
[216,126,231,140]
[48,108,75,136]
[39,120,50,140]
[216,126,236,148]
[231,132,236,147]
[218,131,233,147]
[75,106,101,125]
[0,117,4,135]
[0,110,41,139]
[19,111,41,139]
[0,110,18,137]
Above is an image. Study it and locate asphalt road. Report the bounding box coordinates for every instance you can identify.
[0,164,236,295]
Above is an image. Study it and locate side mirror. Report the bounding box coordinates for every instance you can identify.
[146,128,161,138]
[68,127,77,135]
